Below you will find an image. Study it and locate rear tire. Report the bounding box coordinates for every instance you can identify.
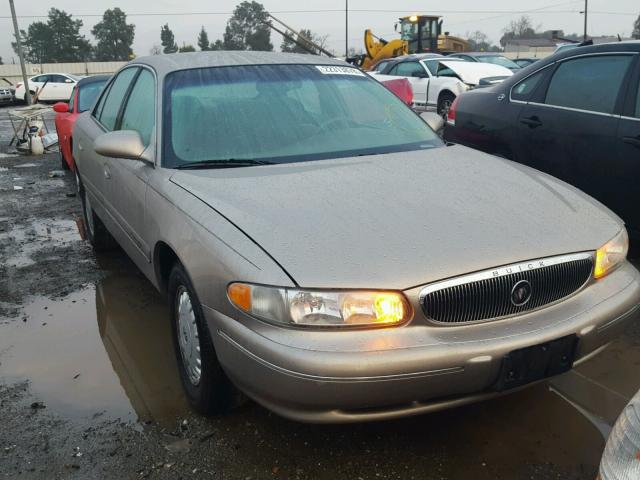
[78,173,117,252]
[437,92,456,118]
[168,262,243,415]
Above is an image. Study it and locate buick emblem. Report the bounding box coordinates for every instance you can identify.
[510,280,532,307]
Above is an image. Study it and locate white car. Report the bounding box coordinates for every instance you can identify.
[14,73,80,102]
[371,57,512,114]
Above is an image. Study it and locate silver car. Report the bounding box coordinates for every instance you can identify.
[0,86,13,104]
[73,52,640,423]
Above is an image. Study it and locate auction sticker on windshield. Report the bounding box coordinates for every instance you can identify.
[315,65,365,76]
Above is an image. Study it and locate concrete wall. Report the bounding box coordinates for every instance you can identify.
[0,61,126,87]
[503,46,556,60]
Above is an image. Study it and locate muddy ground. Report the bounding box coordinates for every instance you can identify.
[1,105,640,479]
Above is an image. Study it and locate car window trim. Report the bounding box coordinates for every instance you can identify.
[114,69,143,131]
[541,52,636,116]
[526,101,622,119]
[92,78,115,127]
[510,51,639,106]
[117,66,158,150]
[91,66,140,131]
[620,54,640,119]
[509,64,554,104]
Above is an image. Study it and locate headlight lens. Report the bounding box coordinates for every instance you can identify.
[228,283,411,327]
[594,229,629,279]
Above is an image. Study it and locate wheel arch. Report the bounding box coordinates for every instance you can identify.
[154,241,184,295]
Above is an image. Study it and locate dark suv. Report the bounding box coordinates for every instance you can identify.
[444,41,640,239]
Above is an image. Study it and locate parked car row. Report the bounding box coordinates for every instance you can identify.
[444,41,640,240]
[66,50,639,423]
[370,54,513,114]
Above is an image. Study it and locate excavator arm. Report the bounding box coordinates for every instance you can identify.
[361,30,407,71]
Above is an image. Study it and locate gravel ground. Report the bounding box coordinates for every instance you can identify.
[1,105,638,479]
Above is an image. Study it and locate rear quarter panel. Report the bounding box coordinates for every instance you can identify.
[444,87,524,158]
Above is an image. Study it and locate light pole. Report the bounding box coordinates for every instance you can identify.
[581,0,588,41]
[9,0,31,105]
[345,0,348,58]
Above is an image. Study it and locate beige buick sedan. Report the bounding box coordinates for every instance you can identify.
[73,52,640,423]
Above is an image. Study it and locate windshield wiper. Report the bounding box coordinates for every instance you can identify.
[175,159,274,170]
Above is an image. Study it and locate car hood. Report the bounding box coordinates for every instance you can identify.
[170,146,622,290]
[439,61,513,84]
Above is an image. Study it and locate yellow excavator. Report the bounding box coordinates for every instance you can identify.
[355,15,469,71]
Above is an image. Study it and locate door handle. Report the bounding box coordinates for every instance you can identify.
[520,116,543,128]
[622,136,640,148]
[103,165,111,180]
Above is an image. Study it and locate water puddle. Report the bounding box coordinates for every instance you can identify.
[0,273,190,425]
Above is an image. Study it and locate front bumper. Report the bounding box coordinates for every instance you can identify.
[206,262,640,423]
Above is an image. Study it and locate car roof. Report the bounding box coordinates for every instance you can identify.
[549,39,640,61]
[77,75,110,86]
[494,40,640,88]
[129,51,347,76]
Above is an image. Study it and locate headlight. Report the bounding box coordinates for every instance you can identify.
[227,283,411,327]
[594,229,629,279]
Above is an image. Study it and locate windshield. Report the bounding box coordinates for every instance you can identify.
[78,80,107,113]
[163,64,442,168]
[479,56,521,69]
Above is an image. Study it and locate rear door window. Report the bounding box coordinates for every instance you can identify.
[50,75,68,84]
[545,55,633,114]
[98,68,138,131]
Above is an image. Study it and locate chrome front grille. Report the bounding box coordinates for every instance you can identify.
[420,253,594,324]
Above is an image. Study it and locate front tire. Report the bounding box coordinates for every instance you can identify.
[78,174,117,251]
[168,262,241,415]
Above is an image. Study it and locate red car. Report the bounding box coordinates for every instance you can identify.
[53,75,109,171]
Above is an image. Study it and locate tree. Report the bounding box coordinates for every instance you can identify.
[149,45,162,55]
[12,9,92,63]
[633,13,640,39]
[161,24,178,53]
[13,24,51,64]
[91,8,135,61]
[197,27,211,51]
[179,44,196,53]
[210,39,225,50]
[223,1,273,51]
[280,29,328,54]
[466,31,494,52]
[500,15,536,47]
[0,57,3,65]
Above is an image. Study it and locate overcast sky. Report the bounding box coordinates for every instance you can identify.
[1,0,638,62]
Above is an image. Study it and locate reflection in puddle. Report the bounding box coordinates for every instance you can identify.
[0,273,189,425]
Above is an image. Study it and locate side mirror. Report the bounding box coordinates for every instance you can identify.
[411,71,429,79]
[420,112,444,132]
[94,130,146,160]
[53,102,69,113]
[65,79,73,83]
